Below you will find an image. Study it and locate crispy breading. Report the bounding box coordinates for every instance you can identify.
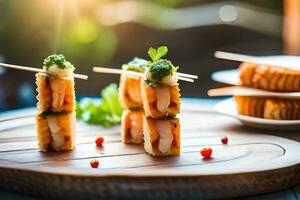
[121,110,144,144]
[141,80,180,118]
[36,112,75,152]
[239,63,300,92]
[143,117,180,156]
[119,75,143,109]
[235,96,300,120]
[36,73,75,112]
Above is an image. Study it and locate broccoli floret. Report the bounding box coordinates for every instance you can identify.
[122,57,147,73]
[148,59,176,81]
[43,54,74,70]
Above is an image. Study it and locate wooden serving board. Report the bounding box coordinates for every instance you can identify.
[0,99,300,199]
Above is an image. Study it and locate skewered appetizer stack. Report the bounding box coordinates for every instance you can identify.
[235,62,300,120]
[93,46,196,156]
[120,58,147,144]
[36,54,76,151]
[141,47,181,156]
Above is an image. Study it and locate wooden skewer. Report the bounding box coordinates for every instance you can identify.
[93,67,144,78]
[0,63,88,80]
[208,86,300,99]
[175,72,198,79]
[214,51,300,72]
[93,67,195,82]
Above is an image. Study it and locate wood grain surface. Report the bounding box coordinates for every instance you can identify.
[0,99,300,199]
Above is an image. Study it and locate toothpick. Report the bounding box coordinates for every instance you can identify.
[93,67,194,82]
[214,51,300,72]
[208,86,300,99]
[0,63,88,80]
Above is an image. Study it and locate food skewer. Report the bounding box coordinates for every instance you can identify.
[93,67,195,82]
[36,54,78,152]
[214,51,300,72]
[119,57,147,145]
[140,46,181,156]
[0,62,88,80]
[208,86,300,99]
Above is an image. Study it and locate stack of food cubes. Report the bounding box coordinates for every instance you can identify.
[120,58,147,144]
[35,54,76,152]
[140,47,181,156]
[235,62,300,120]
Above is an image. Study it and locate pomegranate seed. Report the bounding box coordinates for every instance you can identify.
[200,148,213,159]
[95,136,104,147]
[90,159,99,168]
[221,136,228,144]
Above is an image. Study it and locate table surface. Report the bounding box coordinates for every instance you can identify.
[0,98,299,200]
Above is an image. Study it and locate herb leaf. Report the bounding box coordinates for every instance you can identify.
[122,57,147,73]
[43,54,74,70]
[76,83,122,127]
[148,46,168,62]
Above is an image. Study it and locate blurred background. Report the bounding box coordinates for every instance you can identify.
[0,0,299,111]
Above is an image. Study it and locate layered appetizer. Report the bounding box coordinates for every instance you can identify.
[141,46,181,156]
[235,62,300,120]
[36,54,76,151]
[119,57,147,144]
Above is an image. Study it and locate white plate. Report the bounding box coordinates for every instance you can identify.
[215,98,300,130]
[212,69,240,85]
[212,55,300,85]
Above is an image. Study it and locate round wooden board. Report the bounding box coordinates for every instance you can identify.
[0,99,300,199]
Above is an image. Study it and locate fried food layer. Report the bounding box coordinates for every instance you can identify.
[119,75,143,109]
[143,117,180,156]
[141,80,180,118]
[234,96,300,120]
[36,112,76,152]
[36,73,75,112]
[239,63,300,92]
[121,109,144,144]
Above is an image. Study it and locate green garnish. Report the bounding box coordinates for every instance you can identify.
[39,110,70,118]
[122,57,147,73]
[148,46,168,62]
[146,46,178,83]
[149,59,177,81]
[76,83,122,127]
[43,54,74,70]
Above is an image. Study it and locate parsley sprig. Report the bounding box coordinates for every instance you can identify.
[43,54,74,70]
[146,46,178,82]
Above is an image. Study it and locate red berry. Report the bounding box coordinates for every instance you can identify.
[95,136,104,147]
[200,148,213,158]
[90,159,99,168]
[221,136,228,144]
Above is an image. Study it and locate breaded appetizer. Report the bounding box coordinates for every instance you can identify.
[36,54,76,152]
[239,62,300,92]
[234,96,300,120]
[121,109,144,144]
[144,117,180,156]
[141,48,180,118]
[141,46,181,156]
[119,58,147,109]
[234,96,266,118]
[264,99,300,120]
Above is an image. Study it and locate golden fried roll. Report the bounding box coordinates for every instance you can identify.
[121,109,144,144]
[239,63,300,92]
[143,117,180,156]
[36,112,76,152]
[239,62,258,86]
[264,99,300,120]
[234,96,266,118]
[36,73,75,112]
[119,75,143,109]
[141,80,180,118]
